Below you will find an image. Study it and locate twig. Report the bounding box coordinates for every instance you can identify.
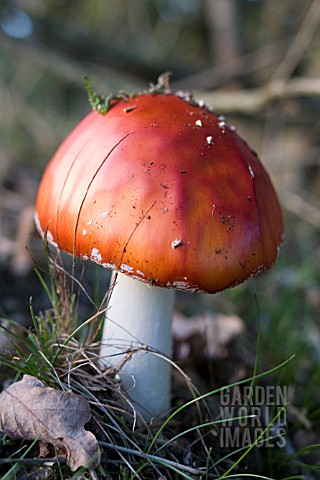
[196,77,320,113]
[0,32,141,93]
[100,441,210,477]
[173,36,294,89]
[271,0,320,81]
[0,457,65,465]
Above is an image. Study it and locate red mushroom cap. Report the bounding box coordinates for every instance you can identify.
[35,93,283,293]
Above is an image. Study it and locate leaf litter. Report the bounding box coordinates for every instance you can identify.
[0,374,100,471]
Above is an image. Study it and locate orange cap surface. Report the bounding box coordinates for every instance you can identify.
[36,93,283,293]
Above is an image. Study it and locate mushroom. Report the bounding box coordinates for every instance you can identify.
[35,89,283,421]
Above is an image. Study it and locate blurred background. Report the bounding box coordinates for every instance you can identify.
[0,0,320,471]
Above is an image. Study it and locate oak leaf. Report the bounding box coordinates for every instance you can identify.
[0,374,100,471]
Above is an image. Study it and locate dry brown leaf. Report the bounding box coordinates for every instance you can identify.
[173,311,244,360]
[0,375,100,471]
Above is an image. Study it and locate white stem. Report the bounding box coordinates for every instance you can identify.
[100,272,175,421]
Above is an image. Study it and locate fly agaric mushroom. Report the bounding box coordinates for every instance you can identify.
[35,81,283,421]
